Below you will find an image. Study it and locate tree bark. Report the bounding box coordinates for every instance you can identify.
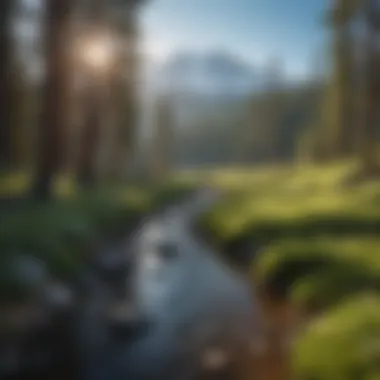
[32,0,74,199]
[109,11,139,180]
[0,0,13,170]
[76,0,108,187]
[335,23,354,156]
[331,0,355,158]
[151,95,173,180]
[77,83,103,186]
[360,0,380,173]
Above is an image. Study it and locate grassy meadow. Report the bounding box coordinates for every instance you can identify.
[196,162,380,380]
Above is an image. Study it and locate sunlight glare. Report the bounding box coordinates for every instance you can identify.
[80,34,116,72]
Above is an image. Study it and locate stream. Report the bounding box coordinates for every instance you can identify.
[83,189,264,380]
[0,190,265,380]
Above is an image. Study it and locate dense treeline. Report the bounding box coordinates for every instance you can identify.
[0,2,206,379]
[170,0,379,172]
[304,0,380,170]
[3,0,380,188]
[170,81,323,168]
[0,0,143,200]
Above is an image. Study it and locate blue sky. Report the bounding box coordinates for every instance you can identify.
[141,0,328,78]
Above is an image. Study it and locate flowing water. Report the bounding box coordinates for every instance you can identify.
[85,190,264,380]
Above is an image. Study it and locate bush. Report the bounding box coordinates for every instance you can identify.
[293,294,380,380]
[196,164,380,380]
[199,165,380,301]
[251,237,380,308]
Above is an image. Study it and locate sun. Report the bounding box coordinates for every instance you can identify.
[75,28,118,74]
[81,35,116,71]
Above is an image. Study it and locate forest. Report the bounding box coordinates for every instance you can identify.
[1,0,380,379]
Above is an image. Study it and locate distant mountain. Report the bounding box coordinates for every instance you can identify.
[136,50,312,170]
[140,50,263,135]
[145,50,265,98]
[139,49,293,143]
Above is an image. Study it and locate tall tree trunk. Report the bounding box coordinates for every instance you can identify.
[151,95,173,180]
[335,23,354,156]
[109,11,139,180]
[0,0,13,170]
[330,0,355,157]
[360,0,380,173]
[76,0,108,186]
[77,82,104,186]
[32,0,74,199]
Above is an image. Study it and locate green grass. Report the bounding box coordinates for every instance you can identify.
[199,162,380,305]
[254,237,380,307]
[294,293,380,380]
[197,162,380,379]
[0,175,197,300]
[201,163,380,244]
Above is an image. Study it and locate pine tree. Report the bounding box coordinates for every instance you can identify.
[109,4,140,180]
[327,0,357,157]
[0,0,14,170]
[359,0,380,173]
[76,0,109,186]
[151,95,174,180]
[33,0,76,199]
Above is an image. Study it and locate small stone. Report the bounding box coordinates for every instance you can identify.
[44,282,73,309]
[11,255,47,288]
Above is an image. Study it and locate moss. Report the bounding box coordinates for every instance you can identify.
[194,163,380,380]
[199,163,380,305]
[293,294,380,380]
